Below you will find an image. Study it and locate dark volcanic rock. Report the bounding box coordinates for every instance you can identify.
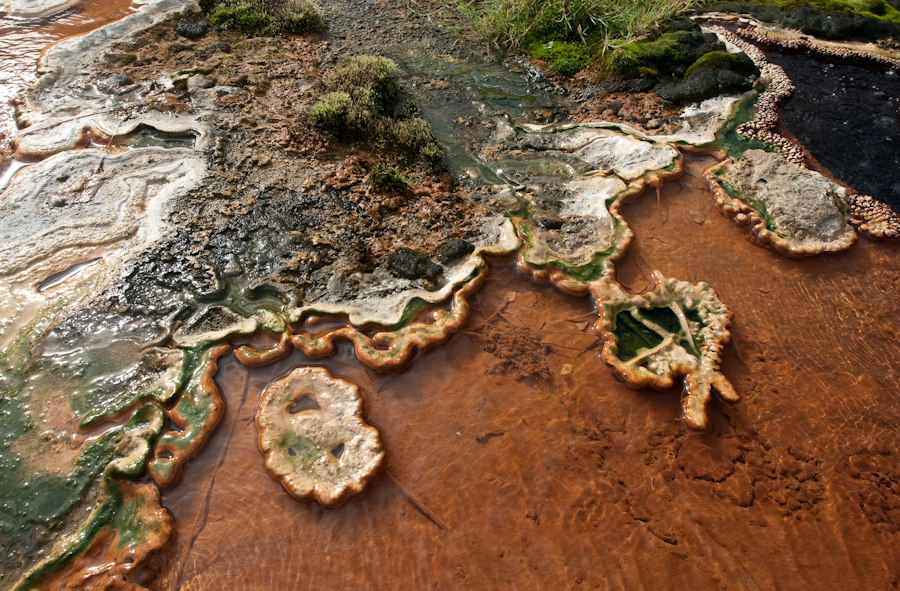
[388,247,443,281]
[175,20,210,40]
[436,239,474,263]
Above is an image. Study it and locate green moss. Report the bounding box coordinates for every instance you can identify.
[601,31,689,78]
[684,50,740,77]
[387,117,444,170]
[369,163,409,192]
[706,0,900,39]
[529,41,593,76]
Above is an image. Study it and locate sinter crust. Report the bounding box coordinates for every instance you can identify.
[706,149,857,257]
[257,367,384,508]
[591,271,737,431]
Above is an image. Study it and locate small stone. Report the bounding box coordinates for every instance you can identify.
[175,20,209,40]
[187,74,214,90]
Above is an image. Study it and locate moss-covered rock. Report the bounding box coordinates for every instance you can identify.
[657,50,759,104]
[529,41,593,76]
[599,22,720,81]
[704,1,900,41]
[436,239,475,263]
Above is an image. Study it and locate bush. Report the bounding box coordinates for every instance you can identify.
[387,118,444,170]
[206,0,324,36]
[310,91,353,135]
[312,56,401,137]
[325,56,401,117]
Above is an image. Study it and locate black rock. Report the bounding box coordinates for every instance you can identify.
[436,239,475,263]
[175,20,210,40]
[97,73,133,94]
[535,217,563,230]
[388,248,443,281]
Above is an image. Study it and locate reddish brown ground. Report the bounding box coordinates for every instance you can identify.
[137,154,900,591]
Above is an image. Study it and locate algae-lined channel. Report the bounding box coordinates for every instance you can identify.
[1,1,900,589]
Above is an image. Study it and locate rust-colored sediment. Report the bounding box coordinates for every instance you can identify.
[143,154,900,590]
[33,481,173,591]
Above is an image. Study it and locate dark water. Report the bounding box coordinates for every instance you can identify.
[765,49,900,209]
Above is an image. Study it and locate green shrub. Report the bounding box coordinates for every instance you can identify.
[369,163,409,192]
[312,56,401,137]
[206,0,324,36]
[310,91,354,135]
[325,56,401,117]
[210,3,273,35]
[388,118,444,170]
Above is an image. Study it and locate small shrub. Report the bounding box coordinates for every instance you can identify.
[310,91,353,136]
[205,0,324,36]
[388,117,444,170]
[369,163,409,192]
[326,56,400,117]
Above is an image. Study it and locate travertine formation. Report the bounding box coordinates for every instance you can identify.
[705,25,805,166]
[257,367,384,507]
[705,20,900,240]
[708,149,857,256]
[591,272,737,431]
[0,0,78,18]
[237,266,489,372]
[148,344,231,488]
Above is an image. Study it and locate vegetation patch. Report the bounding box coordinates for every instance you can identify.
[202,0,324,36]
[528,40,594,76]
[597,21,719,79]
[369,163,409,193]
[311,55,446,173]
